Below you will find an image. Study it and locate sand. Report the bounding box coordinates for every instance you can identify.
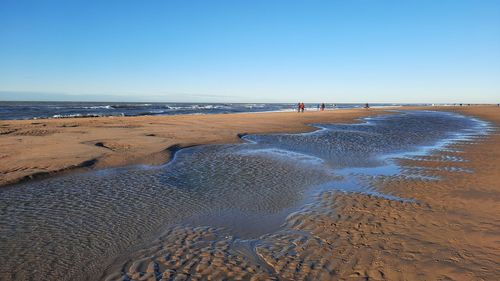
[104,106,500,281]
[2,106,500,281]
[0,108,390,187]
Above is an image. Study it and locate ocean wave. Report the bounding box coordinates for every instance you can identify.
[110,104,153,109]
[82,105,114,109]
[46,113,125,119]
[1,102,418,120]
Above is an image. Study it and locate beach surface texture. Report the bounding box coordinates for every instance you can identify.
[0,106,499,281]
[0,108,388,187]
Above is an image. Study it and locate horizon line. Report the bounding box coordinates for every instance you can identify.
[0,100,496,105]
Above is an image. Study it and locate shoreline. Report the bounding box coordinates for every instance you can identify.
[0,102,425,121]
[0,107,399,187]
[2,105,495,188]
[1,106,499,280]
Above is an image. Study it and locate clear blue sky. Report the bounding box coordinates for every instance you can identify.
[1,0,499,103]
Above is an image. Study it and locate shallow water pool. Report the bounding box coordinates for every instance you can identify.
[0,111,491,280]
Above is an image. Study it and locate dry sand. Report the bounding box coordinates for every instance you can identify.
[2,106,500,280]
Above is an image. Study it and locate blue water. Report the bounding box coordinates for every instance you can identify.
[0,110,491,281]
[0,101,424,120]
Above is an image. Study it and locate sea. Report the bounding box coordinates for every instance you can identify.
[0,101,424,120]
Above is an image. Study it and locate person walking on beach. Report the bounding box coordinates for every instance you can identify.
[300,102,305,113]
[321,103,325,111]
[364,103,370,109]
[297,102,301,112]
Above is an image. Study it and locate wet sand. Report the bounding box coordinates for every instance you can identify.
[0,108,392,187]
[1,106,500,281]
[103,106,500,281]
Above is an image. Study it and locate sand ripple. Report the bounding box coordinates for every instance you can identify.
[0,110,492,280]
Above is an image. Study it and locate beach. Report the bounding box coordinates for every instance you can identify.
[3,0,499,279]
[0,106,499,281]
[0,108,390,187]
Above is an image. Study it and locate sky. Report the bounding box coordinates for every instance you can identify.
[0,0,499,103]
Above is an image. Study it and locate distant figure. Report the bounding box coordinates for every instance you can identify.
[460,103,463,106]
[364,103,370,109]
[300,102,305,113]
[321,103,325,111]
[297,102,301,112]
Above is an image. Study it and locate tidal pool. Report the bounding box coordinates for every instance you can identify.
[0,111,491,280]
